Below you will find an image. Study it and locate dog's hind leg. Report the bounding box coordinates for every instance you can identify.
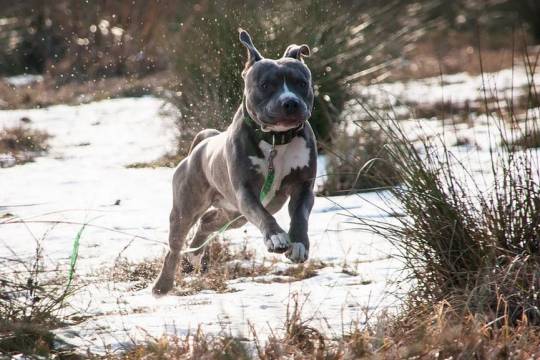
[183,209,246,271]
[152,165,211,296]
[152,206,202,296]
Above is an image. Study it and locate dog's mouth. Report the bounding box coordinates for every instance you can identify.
[260,110,310,131]
[261,118,305,132]
[277,117,304,126]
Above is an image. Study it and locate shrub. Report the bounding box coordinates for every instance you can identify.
[0,225,82,357]
[0,125,51,166]
[0,1,172,79]
[509,126,540,150]
[355,99,540,325]
[168,0,428,154]
[319,126,399,196]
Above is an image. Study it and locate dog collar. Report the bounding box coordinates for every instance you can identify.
[243,115,302,145]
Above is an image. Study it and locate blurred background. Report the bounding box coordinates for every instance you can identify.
[1,0,539,189]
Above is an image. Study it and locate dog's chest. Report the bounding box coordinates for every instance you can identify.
[248,136,310,205]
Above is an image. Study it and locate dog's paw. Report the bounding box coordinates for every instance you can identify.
[152,278,174,297]
[264,232,291,253]
[286,242,309,263]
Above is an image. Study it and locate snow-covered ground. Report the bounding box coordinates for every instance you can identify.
[359,66,540,107]
[0,97,402,354]
[1,66,538,354]
[3,73,43,87]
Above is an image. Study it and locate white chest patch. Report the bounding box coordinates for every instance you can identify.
[249,136,311,206]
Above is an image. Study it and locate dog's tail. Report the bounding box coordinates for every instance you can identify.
[188,129,220,154]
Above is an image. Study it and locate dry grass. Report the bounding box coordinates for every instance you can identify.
[108,240,272,295]
[117,292,540,359]
[383,302,540,359]
[118,297,540,359]
[108,240,329,295]
[0,71,177,110]
[409,86,540,125]
[122,328,251,360]
[352,50,540,336]
[389,31,528,81]
[126,152,184,169]
[510,128,540,150]
[270,260,326,282]
[0,227,84,357]
[319,127,399,196]
[0,125,51,166]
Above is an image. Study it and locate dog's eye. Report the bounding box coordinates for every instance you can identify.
[298,80,308,88]
[260,82,269,90]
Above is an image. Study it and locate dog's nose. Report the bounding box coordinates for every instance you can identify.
[282,98,300,115]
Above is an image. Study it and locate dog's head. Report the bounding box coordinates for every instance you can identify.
[239,29,314,132]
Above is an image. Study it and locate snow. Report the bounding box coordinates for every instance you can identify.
[358,67,540,107]
[2,65,537,354]
[3,74,44,87]
[0,96,401,354]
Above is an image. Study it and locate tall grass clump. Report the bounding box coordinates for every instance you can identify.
[0,225,83,356]
[319,126,400,195]
[356,91,540,325]
[168,0,430,154]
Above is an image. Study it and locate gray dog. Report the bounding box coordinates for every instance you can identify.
[153,29,317,295]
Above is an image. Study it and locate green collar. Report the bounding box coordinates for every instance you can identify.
[243,115,302,145]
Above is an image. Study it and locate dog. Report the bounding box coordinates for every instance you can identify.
[152,29,317,295]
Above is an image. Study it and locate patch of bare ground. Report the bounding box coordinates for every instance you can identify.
[107,240,273,295]
[254,260,327,284]
[0,124,51,167]
[509,128,540,150]
[125,152,184,169]
[403,88,540,132]
[0,71,178,110]
[388,31,528,81]
[106,240,330,295]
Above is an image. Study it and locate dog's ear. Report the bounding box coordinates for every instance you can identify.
[239,28,262,72]
[282,44,310,61]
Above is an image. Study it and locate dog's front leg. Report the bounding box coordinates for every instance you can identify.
[236,185,290,253]
[286,181,314,263]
